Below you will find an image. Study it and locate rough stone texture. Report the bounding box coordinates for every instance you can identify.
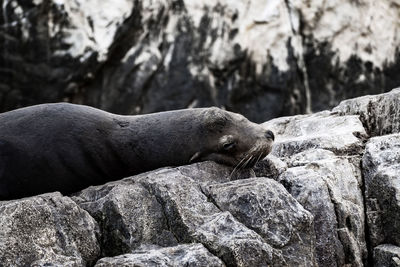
[204,178,316,266]
[1,0,400,122]
[260,106,368,266]
[253,155,288,179]
[278,151,367,266]
[262,111,367,158]
[72,179,177,257]
[138,167,286,266]
[0,192,100,266]
[374,244,400,267]
[362,134,400,247]
[95,244,225,267]
[72,162,318,266]
[296,0,400,111]
[278,165,344,266]
[333,88,400,136]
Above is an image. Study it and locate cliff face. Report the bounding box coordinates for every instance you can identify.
[1,89,400,266]
[1,0,400,122]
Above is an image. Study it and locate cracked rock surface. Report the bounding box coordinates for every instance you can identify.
[0,193,100,266]
[1,90,400,266]
[362,134,400,248]
[94,244,225,267]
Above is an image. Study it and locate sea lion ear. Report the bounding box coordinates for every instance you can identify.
[203,107,229,132]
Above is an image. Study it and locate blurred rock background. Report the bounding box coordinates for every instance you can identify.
[1,0,399,122]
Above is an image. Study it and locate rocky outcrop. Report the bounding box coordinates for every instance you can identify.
[333,88,400,136]
[1,89,400,266]
[373,244,400,267]
[263,107,368,266]
[0,193,100,266]
[362,134,400,248]
[1,0,400,122]
[95,244,225,267]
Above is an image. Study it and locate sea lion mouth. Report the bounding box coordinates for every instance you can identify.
[189,144,269,169]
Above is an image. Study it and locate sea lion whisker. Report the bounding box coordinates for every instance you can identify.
[243,155,254,168]
[255,152,263,165]
[230,154,251,179]
[230,155,248,178]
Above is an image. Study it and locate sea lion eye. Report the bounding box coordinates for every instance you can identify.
[223,142,236,151]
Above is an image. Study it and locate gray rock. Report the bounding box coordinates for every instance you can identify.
[333,88,400,136]
[192,212,286,266]
[278,148,367,266]
[374,244,400,267]
[362,134,400,247]
[204,177,316,266]
[72,179,177,257]
[253,155,288,179]
[279,166,344,266]
[73,162,320,266]
[0,193,100,266]
[135,166,287,266]
[262,112,367,158]
[95,243,224,267]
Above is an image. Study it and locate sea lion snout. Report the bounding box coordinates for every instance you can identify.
[264,130,275,141]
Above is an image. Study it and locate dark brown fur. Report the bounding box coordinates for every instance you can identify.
[0,103,274,200]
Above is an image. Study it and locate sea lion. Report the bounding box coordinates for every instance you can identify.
[0,103,274,200]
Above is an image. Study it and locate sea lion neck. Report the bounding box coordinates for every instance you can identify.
[110,110,206,173]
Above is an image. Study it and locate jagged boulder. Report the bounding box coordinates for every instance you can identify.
[333,88,400,136]
[262,111,367,158]
[0,193,100,266]
[95,244,225,267]
[74,162,316,266]
[263,111,368,266]
[374,244,400,267]
[203,178,316,266]
[362,134,400,247]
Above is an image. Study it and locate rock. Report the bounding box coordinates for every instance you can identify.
[95,244,224,267]
[374,244,400,267]
[362,134,400,247]
[0,193,100,266]
[2,0,400,121]
[0,0,134,110]
[296,0,400,111]
[262,108,368,265]
[279,165,345,266]
[333,88,400,136]
[262,111,367,159]
[278,150,367,266]
[135,166,287,266]
[204,177,316,266]
[72,179,177,257]
[192,212,286,266]
[73,162,318,266]
[253,155,288,179]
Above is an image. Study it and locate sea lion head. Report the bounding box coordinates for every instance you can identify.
[190,107,274,168]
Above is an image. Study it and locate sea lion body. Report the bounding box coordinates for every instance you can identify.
[0,103,274,200]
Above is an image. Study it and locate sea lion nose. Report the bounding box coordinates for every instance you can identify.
[265,130,275,141]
